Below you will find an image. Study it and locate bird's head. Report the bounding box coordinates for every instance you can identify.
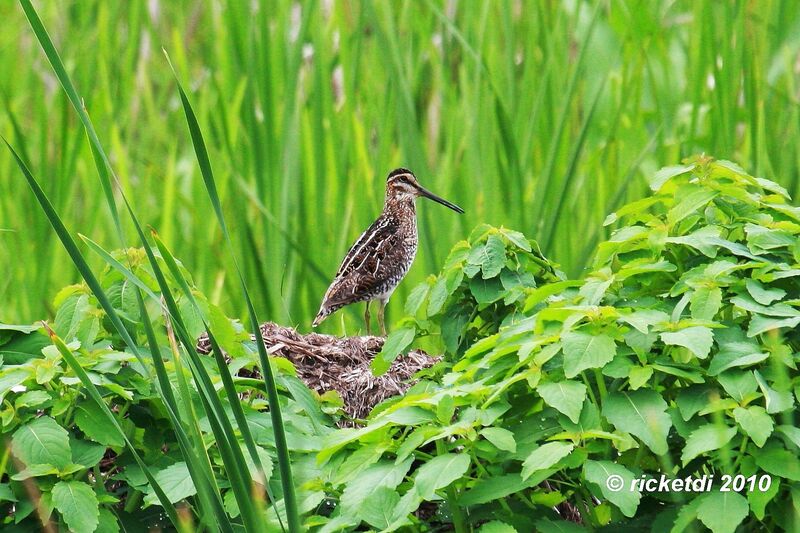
[385,168,464,213]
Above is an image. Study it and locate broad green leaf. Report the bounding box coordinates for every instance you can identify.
[628,366,653,389]
[479,427,517,452]
[372,327,416,375]
[754,370,795,414]
[745,279,786,305]
[755,446,800,481]
[562,331,616,378]
[357,486,402,530]
[74,401,125,447]
[535,518,588,533]
[521,442,573,480]
[498,228,532,252]
[681,425,737,466]
[696,491,749,533]
[732,406,773,447]
[536,380,586,423]
[404,282,430,316]
[51,480,99,533]
[660,326,714,359]
[690,286,722,320]
[479,521,518,533]
[583,460,641,517]
[340,458,412,512]
[708,340,768,375]
[717,371,757,403]
[667,188,717,226]
[469,276,505,304]
[11,416,71,469]
[602,390,671,455]
[426,278,449,316]
[414,453,470,499]
[649,164,695,191]
[0,368,31,403]
[71,439,107,468]
[144,462,197,505]
[747,315,800,337]
[478,235,506,279]
[458,473,529,506]
[95,508,120,533]
[748,476,780,520]
[776,425,800,449]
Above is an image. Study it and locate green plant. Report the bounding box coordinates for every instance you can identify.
[0,249,337,531]
[309,158,800,532]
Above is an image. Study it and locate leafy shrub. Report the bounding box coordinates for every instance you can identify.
[0,249,337,531]
[313,157,800,532]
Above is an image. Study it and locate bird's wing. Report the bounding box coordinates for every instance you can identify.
[321,214,401,307]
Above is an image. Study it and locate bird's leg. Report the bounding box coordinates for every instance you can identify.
[364,301,371,336]
[378,299,387,336]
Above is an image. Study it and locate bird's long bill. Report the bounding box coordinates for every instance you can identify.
[416,185,465,213]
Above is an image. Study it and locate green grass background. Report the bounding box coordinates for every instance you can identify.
[2,0,799,332]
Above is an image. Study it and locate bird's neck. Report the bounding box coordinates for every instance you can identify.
[383,193,417,218]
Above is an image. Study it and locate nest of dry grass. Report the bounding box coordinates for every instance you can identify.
[196,322,439,420]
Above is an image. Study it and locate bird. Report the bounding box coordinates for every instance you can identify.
[313,168,464,336]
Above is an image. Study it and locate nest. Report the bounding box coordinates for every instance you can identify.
[196,322,439,421]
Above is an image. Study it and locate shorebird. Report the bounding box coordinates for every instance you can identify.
[313,168,464,335]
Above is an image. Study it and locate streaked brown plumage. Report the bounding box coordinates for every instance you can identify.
[313,168,464,335]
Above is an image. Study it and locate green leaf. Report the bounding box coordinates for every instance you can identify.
[583,460,641,517]
[95,508,120,533]
[11,416,71,469]
[340,458,412,512]
[51,480,99,533]
[732,406,773,447]
[479,521,518,533]
[521,442,574,480]
[602,390,671,455]
[469,276,505,304]
[458,473,529,506]
[74,402,125,447]
[667,188,717,226]
[681,425,737,466]
[747,315,800,337]
[357,486,402,530]
[745,279,786,305]
[414,453,470,499]
[660,326,714,359]
[372,327,416,375]
[649,164,695,191]
[690,286,722,320]
[404,282,430,316]
[144,462,197,505]
[71,439,107,468]
[696,491,749,533]
[708,340,768,375]
[535,518,587,533]
[467,234,506,279]
[754,370,795,414]
[479,427,517,452]
[755,446,800,481]
[562,331,616,378]
[426,278,450,316]
[536,380,586,423]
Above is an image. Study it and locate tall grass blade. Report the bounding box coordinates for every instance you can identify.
[168,56,300,532]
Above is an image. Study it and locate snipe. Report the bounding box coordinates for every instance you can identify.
[313,168,464,335]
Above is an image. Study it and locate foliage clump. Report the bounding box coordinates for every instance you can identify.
[313,157,800,532]
[2,157,800,532]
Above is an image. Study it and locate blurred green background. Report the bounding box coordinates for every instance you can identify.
[2,0,800,331]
